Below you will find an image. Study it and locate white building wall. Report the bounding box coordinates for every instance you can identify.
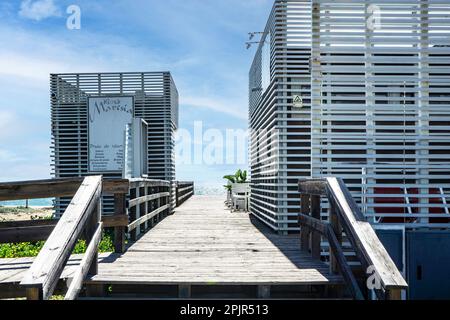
[249,0,450,233]
[310,0,450,228]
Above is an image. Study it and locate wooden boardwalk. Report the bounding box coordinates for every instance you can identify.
[0,196,344,299]
[86,196,343,298]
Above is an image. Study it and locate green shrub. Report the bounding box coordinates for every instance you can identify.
[0,241,44,258]
[0,232,115,258]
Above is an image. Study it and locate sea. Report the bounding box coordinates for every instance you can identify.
[0,198,54,207]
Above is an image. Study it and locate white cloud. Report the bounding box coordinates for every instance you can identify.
[0,24,166,84]
[0,110,15,128]
[19,0,61,21]
[0,149,25,162]
[0,110,20,143]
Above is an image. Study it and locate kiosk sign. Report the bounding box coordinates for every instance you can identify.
[88,97,134,172]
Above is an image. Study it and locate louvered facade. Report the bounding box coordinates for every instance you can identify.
[249,0,313,233]
[249,0,450,233]
[51,72,178,216]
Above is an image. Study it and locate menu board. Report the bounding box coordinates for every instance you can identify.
[88,97,134,172]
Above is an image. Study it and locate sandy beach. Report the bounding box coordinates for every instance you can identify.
[0,206,54,222]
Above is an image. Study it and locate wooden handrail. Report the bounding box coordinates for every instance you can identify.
[298,196,364,300]
[298,177,408,300]
[20,176,103,300]
[0,177,173,253]
[0,177,130,254]
[1,176,173,298]
[175,181,194,207]
[0,177,129,201]
[325,178,408,297]
[65,222,103,300]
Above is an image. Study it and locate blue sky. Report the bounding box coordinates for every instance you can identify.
[0,0,273,189]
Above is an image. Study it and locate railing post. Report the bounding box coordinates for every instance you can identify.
[329,205,342,274]
[136,187,141,238]
[85,201,101,275]
[300,194,311,252]
[311,195,321,260]
[176,182,179,207]
[114,192,127,253]
[26,288,43,300]
[153,186,159,228]
[130,187,137,242]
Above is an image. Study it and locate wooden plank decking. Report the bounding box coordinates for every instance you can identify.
[0,196,344,299]
[88,196,343,293]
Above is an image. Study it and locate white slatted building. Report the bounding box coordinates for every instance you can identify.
[249,0,313,233]
[51,72,178,216]
[249,0,450,233]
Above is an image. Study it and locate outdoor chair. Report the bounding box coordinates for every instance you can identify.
[230,183,250,212]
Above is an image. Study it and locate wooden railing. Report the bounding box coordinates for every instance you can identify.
[11,176,103,300]
[0,176,172,299]
[175,181,194,207]
[298,177,408,300]
[0,177,129,252]
[127,179,171,241]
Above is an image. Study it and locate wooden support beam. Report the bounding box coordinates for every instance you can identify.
[311,195,322,260]
[135,187,141,238]
[129,188,137,242]
[102,179,130,194]
[20,176,102,300]
[144,187,149,231]
[102,215,128,228]
[113,193,127,253]
[329,205,342,275]
[0,224,56,244]
[65,223,103,300]
[176,182,180,207]
[0,220,58,229]
[298,179,326,196]
[300,194,311,252]
[26,287,43,300]
[84,203,101,277]
[129,179,170,189]
[326,225,364,300]
[298,214,327,236]
[0,178,83,201]
[386,288,402,300]
[0,178,129,201]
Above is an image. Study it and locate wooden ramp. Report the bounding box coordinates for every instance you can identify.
[86,196,344,299]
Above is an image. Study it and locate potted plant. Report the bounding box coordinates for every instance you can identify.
[223,170,248,208]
